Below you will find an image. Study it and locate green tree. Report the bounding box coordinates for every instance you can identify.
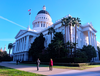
[8,43,13,56]
[48,27,55,40]
[54,40,64,58]
[28,33,45,61]
[47,32,65,58]
[97,46,100,60]
[74,49,88,62]
[0,51,12,61]
[82,45,97,62]
[65,41,77,57]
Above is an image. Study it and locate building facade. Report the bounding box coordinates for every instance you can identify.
[12,6,99,61]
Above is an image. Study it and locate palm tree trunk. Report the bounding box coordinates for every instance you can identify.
[75,25,77,51]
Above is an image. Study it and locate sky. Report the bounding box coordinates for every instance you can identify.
[0,0,100,54]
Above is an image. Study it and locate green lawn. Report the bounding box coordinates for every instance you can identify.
[0,66,45,76]
[17,63,100,70]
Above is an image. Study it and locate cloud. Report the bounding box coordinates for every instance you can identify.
[0,16,27,29]
[0,39,15,41]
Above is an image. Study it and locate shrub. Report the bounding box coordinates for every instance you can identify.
[74,57,87,63]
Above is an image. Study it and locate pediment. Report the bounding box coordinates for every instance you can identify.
[15,30,27,39]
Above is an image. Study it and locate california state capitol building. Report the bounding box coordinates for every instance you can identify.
[12,6,100,61]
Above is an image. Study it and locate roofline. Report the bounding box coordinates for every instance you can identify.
[15,30,38,39]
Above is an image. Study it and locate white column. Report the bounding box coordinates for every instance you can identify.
[68,26,70,42]
[81,33,83,47]
[20,39,22,52]
[88,31,90,45]
[66,26,68,42]
[17,40,19,51]
[47,23,48,28]
[37,22,39,27]
[91,32,92,45]
[23,37,25,51]
[95,35,97,50]
[15,41,17,53]
[19,40,20,51]
[45,23,46,27]
[94,35,96,49]
[26,35,29,51]
[22,38,23,51]
[16,41,18,52]
[93,34,94,47]
[18,40,20,51]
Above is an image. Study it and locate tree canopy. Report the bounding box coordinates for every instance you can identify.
[47,32,65,58]
[8,43,13,56]
[28,33,45,61]
[81,45,97,61]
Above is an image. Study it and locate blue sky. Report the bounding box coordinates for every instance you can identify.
[0,0,100,54]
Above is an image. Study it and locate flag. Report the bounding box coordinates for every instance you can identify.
[28,9,31,11]
[29,12,31,15]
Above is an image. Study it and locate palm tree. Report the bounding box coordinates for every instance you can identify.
[8,43,13,56]
[73,17,81,51]
[61,17,73,57]
[62,16,81,57]
[48,27,55,40]
[67,17,75,57]
[61,18,68,43]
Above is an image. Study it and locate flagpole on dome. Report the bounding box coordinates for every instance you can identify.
[28,9,31,27]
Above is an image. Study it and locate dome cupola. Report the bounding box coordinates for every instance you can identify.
[37,5,50,16]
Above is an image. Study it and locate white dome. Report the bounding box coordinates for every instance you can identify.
[32,6,53,31]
